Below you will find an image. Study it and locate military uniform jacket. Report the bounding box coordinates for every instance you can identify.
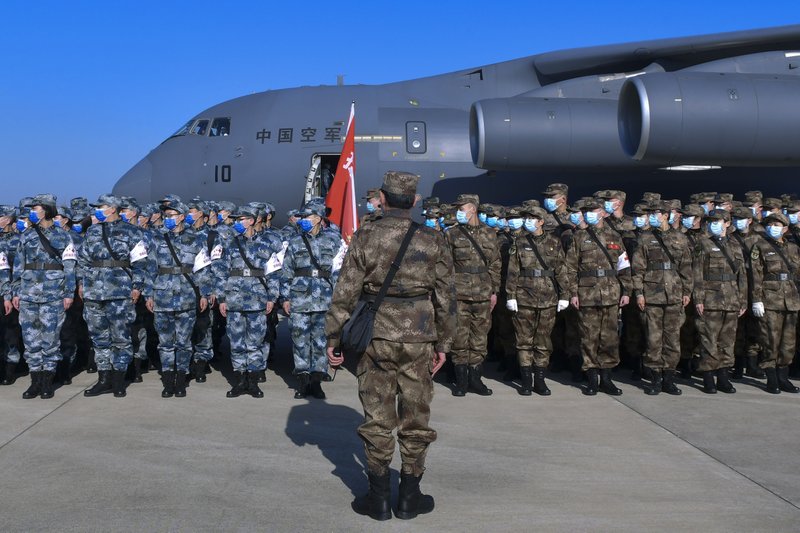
[77,220,150,301]
[566,225,632,306]
[496,230,514,299]
[505,231,568,308]
[11,225,77,303]
[280,228,342,313]
[543,211,572,239]
[445,223,501,302]
[325,210,457,353]
[0,231,21,301]
[188,225,228,300]
[750,238,800,312]
[219,232,279,312]
[606,214,637,253]
[147,227,215,312]
[631,228,692,305]
[691,235,747,312]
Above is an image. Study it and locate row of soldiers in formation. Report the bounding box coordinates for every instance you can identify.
[2,185,800,400]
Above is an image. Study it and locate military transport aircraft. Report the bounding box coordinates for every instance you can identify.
[113,24,800,222]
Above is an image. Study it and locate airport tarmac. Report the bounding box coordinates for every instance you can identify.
[1,339,798,532]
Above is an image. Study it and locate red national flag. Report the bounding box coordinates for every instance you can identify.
[325,102,358,242]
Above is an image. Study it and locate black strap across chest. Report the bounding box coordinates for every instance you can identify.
[235,236,270,293]
[164,232,201,302]
[457,225,488,267]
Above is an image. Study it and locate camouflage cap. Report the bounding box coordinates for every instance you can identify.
[453,193,480,207]
[70,197,89,216]
[680,204,705,217]
[582,198,603,211]
[731,206,753,220]
[505,206,524,219]
[25,193,58,209]
[57,206,73,220]
[603,190,626,202]
[641,192,662,203]
[286,208,300,218]
[542,183,568,196]
[763,197,784,210]
[494,205,507,218]
[186,197,205,211]
[119,196,140,212]
[381,171,419,196]
[425,206,442,218]
[698,192,717,203]
[785,200,800,213]
[525,206,547,219]
[647,200,671,212]
[781,194,796,205]
[17,198,32,218]
[90,194,121,208]
[233,205,259,219]
[362,188,381,201]
[764,212,790,226]
[706,209,730,222]
[714,192,734,204]
[247,201,267,218]
[139,203,156,217]
[744,190,763,203]
[217,201,236,213]
[205,200,220,213]
[630,203,648,216]
[161,200,189,215]
[0,205,17,217]
[301,198,327,217]
[158,193,183,205]
[665,199,682,210]
[522,199,541,209]
[422,196,440,210]
[263,202,276,215]
[479,203,497,216]
[593,190,609,199]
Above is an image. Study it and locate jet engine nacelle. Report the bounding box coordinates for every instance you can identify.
[618,72,800,166]
[470,97,632,169]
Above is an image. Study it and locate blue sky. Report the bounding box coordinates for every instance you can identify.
[0,1,794,206]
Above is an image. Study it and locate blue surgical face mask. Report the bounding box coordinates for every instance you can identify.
[438,216,445,226]
[569,212,582,226]
[54,219,62,228]
[783,208,788,215]
[766,225,783,240]
[94,208,107,222]
[456,210,469,225]
[424,218,437,229]
[298,219,314,232]
[682,216,695,229]
[16,220,27,232]
[734,218,749,232]
[497,219,508,229]
[708,221,724,236]
[648,213,661,228]
[72,224,83,234]
[668,212,676,225]
[486,216,498,228]
[750,206,759,217]
[164,217,178,231]
[604,200,615,214]
[702,204,710,215]
[523,218,538,232]
[508,218,523,230]
[233,221,247,234]
[478,212,487,224]
[120,212,129,223]
[633,216,647,229]
[762,210,772,219]
[217,213,225,222]
[185,213,195,226]
[585,211,600,226]
[366,202,375,213]
[28,210,40,224]
[544,197,558,212]
[790,213,799,225]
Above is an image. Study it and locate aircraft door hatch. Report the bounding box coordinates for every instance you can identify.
[304,153,340,204]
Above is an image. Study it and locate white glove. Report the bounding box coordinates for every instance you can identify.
[752,302,765,318]
[506,299,518,312]
[557,300,569,313]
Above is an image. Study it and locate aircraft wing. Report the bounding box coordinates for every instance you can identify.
[533,24,800,83]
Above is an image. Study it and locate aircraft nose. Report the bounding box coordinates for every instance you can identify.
[113,157,153,200]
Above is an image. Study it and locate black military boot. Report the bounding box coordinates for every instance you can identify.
[131,358,144,383]
[533,366,551,396]
[84,370,113,397]
[702,371,717,394]
[161,371,175,398]
[352,470,392,521]
[40,371,56,399]
[777,366,799,393]
[246,371,264,398]
[716,368,736,394]
[764,367,780,394]
[193,360,207,383]
[22,372,42,399]
[583,368,599,396]
[1,361,17,385]
[732,356,745,379]
[396,472,435,520]
[678,358,692,379]
[226,371,248,398]
[452,365,468,397]
[518,366,533,396]
[112,370,127,398]
[308,373,326,399]
[661,369,682,395]
[173,372,186,397]
[294,373,309,399]
[256,369,267,383]
[644,369,662,396]
[599,369,622,396]
[746,356,765,378]
[468,364,493,396]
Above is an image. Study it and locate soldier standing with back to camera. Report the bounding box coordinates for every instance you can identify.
[0,205,24,386]
[326,171,456,521]
[565,199,632,396]
[446,193,501,396]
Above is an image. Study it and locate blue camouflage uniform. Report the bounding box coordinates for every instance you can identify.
[0,208,23,371]
[77,195,151,374]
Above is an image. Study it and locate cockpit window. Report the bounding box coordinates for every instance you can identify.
[171,119,194,137]
[191,120,209,136]
[209,117,231,137]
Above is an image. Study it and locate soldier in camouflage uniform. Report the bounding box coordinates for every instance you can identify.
[360,188,383,226]
[565,198,632,396]
[486,205,517,378]
[218,205,279,398]
[0,204,24,385]
[678,203,706,378]
[325,171,456,521]
[750,212,800,394]
[445,193,501,396]
[145,201,216,398]
[692,209,747,394]
[9,195,77,399]
[505,206,569,396]
[632,201,693,395]
[281,199,342,399]
[79,194,151,398]
[254,201,285,383]
[785,200,800,378]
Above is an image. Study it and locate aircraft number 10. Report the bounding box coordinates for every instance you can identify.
[214,165,232,183]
